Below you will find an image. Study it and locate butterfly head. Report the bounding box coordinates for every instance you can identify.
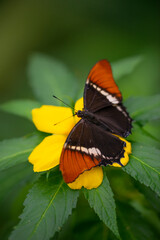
[76,110,98,124]
[76,110,85,118]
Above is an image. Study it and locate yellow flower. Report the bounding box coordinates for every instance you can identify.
[28,98,131,189]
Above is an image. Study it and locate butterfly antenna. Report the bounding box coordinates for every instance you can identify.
[53,113,76,126]
[53,95,76,111]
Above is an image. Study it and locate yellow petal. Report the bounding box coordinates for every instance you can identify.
[75,97,84,111]
[32,105,75,135]
[68,167,103,189]
[112,136,131,167]
[74,97,84,123]
[28,134,66,172]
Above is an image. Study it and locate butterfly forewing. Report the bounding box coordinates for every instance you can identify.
[87,60,122,99]
[84,60,122,112]
[84,60,132,137]
[93,104,132,137]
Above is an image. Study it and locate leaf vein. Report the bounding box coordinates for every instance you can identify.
[0,149,33,162]
[131,155,160,175]
[28,180,64,240]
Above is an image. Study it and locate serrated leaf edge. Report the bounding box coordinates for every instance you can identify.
[28,180,64,240]
[94,188,120,239]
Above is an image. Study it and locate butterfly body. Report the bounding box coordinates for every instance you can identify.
[60,60,132,183]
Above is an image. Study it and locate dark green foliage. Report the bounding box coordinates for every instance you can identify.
[123,143,160,196]
[84,174,120,239]
[0,133,43,171]
[28,55,79,106]
[125,95,160,124]
[112,55,142,81]
[117,201,159,240]
[10,170,79,240]
[0,100,41,121]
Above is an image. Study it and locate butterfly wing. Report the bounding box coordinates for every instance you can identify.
[84,59,132,137]
[60,60,132,183]
[60,119,126,183]
[94,104,132,137]
[84,59,122,112]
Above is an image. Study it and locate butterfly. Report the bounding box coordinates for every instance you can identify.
[60,60,132,183]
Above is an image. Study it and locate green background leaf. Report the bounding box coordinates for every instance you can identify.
[28,54,79,105]
[135,183,160,215]
[112,55,142,81]
[0,163,34,205]
[0,163,36,240]
[123,143,160,196]
[83,173,119,239]
[10,170,79,240]
[0,100,41,121]
[127,123,160,148]
[117,201,159,240]
[124,95,160,124]
[0,133,43,171]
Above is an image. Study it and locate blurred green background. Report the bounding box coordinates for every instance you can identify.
[0,1,160,239]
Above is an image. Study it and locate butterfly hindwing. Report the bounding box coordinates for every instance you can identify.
[60,119,126,183]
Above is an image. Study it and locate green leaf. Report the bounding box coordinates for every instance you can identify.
[0,163,34,204]
[123,143,160,196]
[117,201,159,240]
[124,95,160,124]
[112,55,142,80]
[135,183,160,214]
[10,170,79,240]
[127,123,160,148]
[28,54,79,105]
[0,133,43,171]
[0,99,41,121]
[83,173,120,239]
[135,107,160,124]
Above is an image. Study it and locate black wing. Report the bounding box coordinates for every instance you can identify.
[84,60,132,137]
[93,104,132,137]
[60,119,126,183]
[84,59,122,112]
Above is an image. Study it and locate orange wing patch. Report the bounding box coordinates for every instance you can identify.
[88,60,122,100]
[60,148,99,183]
